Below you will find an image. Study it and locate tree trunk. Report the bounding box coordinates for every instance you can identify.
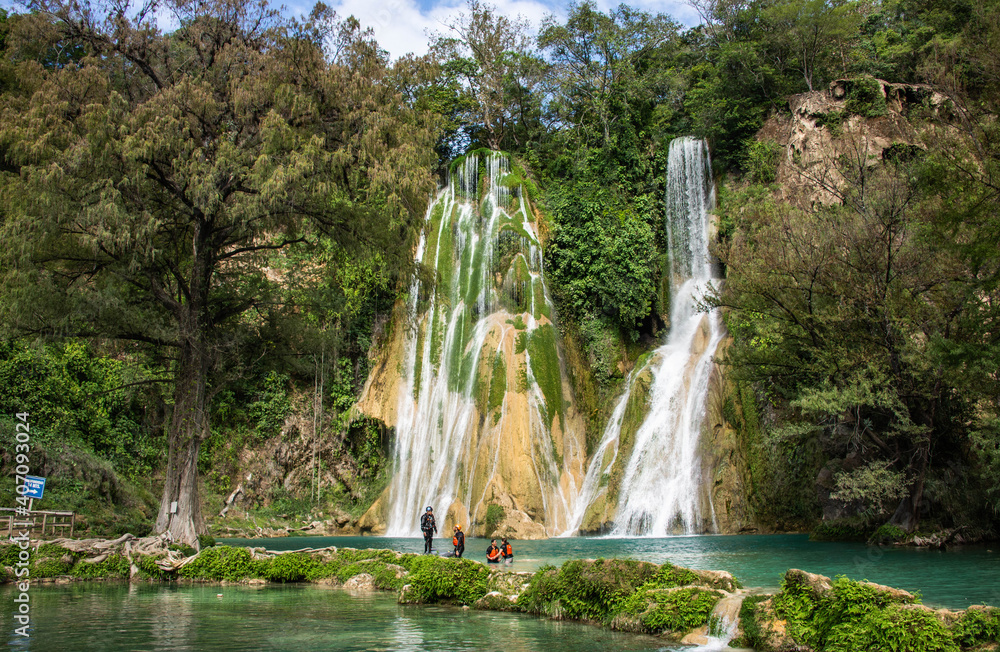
[154,338,210,547]
[889,447,929,533]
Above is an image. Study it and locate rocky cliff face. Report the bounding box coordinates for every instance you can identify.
[759,77,946,208]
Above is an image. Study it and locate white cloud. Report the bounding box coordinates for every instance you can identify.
[319,0,560,60]
[309,0,701,61]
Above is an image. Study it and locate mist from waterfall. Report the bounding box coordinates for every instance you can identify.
[566,136,723,536]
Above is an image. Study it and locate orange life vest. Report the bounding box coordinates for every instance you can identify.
[487,546,500,561]
[503,543,512,556]
[452,535,458,546]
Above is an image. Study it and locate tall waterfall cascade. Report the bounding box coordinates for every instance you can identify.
[379,153,585,537]
[567,136,724,536]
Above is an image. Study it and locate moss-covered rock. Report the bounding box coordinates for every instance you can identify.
[754,569,994,652]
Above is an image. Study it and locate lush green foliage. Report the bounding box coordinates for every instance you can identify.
[620,586,722,633]
[772,573,966,652]
[405,556,492,605]
[952,607,1000,647]
[515,558,719,634]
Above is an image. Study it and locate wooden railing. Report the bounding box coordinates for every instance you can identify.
[1,507,75,538]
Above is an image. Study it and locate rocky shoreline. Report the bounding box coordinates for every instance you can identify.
[2,537,997,650]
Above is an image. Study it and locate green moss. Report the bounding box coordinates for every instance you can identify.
[607,368,652,500]
[488,352,507,422]
[516,363,529,392]
[484,503,505,535]
[446,307,473,393]
[457,224,474,300]
[436,209,455,300]
[527,324,563,430]
[429,308,445,371]
[731,594,770,648]
[412,320,426,399]
[465,244,484,308]
[532,277,550,319]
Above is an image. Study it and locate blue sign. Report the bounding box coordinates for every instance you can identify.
[23,476,45,500]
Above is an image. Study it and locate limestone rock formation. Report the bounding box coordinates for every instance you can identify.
[757,77,948,208]
[355,153,587,538]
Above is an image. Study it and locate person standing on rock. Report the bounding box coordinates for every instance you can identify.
[420,506,437,554]
[486,539,501,563]
[452,524,465,558]
[501,537,513,565]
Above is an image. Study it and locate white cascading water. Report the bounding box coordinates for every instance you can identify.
[385,153,577,536]
[566,136,723,536]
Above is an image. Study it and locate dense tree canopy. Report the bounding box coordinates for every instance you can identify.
[2,0,1000,539]
[0,0,435,544]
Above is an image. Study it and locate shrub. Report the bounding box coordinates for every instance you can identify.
[621,587,721,633]
[405,556,491,605]
[869,523,907,545]
[262,553,319,583]
[952,607,1000,647]
[70,554,130,579]
[177,546,261,581]
[484,504,505,536]
[845,77,887,117]
[732,594,770,648]
[773,573,961,652]
[743,139,782,184]
[825,604,958,652]
[34,556,74,578]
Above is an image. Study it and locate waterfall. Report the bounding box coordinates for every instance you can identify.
[565,136,723,536]
[385,152,580,536]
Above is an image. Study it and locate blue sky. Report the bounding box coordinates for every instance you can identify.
[2,0,702,60]
[305,0,702,59]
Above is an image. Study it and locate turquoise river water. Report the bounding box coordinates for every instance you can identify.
[221,534,1000,609]
[2,534,997,650]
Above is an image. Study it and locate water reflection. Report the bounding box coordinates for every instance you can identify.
[0,583,676,651]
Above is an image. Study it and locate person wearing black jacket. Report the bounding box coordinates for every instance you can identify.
[420,506,437,554]
[486,539,501,563]
[452,525,465,558]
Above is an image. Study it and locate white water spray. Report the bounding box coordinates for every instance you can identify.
[566,136,723,536]
[385,153,579,536]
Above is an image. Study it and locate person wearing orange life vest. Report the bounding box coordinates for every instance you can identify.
[500,537,513,564]
[452,524,465,558]
[486,539,501,563]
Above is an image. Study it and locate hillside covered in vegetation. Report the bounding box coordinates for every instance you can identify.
[1,0,999,544]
